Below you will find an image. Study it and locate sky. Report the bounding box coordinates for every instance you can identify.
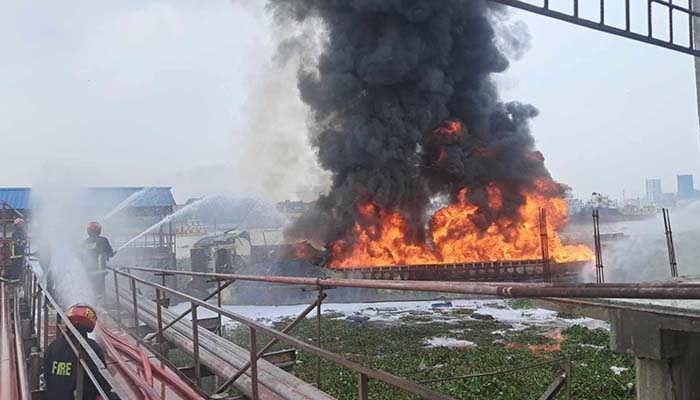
[0,0,698,203]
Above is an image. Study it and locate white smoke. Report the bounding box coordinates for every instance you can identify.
[31,165,98,308]
[602,202,700,282]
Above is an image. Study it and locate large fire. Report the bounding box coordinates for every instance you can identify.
[329,122,593,268]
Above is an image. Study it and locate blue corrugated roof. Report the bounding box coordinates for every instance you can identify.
[0,188,31,210]
[0,187,176,209]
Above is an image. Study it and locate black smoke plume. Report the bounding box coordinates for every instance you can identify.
[270,0,556,251]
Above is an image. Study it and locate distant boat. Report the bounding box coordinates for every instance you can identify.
[568,192,655,223]
[569,206,655,223]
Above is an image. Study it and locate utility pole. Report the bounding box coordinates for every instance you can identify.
[694,0,700,149]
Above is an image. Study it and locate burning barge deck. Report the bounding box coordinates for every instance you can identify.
[334,259,591,282]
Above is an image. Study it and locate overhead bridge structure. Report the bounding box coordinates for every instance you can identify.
[487,0,700,57]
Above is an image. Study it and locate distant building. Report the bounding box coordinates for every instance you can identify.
[660,192,677,208]
[677,174,695,200]
[645,178,662,205]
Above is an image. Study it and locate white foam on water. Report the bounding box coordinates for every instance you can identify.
[424,337,477,348]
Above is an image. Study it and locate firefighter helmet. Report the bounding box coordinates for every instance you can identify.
[87,221,102,236]
[13,218,24,227]
[66,303,97,333]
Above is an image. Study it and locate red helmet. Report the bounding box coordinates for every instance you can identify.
[13,218,24,227]
[87,221,102,236]
[66,303,97,333]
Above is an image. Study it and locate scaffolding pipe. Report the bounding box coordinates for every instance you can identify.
[662,208,679,277]
[593,209,605,284]
[114,266,700,300]
[0,283,19,400]
[12,288,31,400]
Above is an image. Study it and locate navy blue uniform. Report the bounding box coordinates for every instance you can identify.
[44,333,109,400]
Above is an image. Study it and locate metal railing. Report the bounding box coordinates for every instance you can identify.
[113,266,700,299]
[24,265,127,399]
[108,265,457,400]
[0,281,29,399]
[109,265,700,400]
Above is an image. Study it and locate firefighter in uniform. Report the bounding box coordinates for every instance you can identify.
[1,218,27,283]
[44,303,111,400]
[83,222,114,302]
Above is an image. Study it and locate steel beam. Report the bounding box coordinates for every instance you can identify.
[487,0,700,57]
[694,0,700,147]
[115,266,700,299]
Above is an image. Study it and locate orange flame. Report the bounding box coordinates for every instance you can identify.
[505,330,564,352]
[330,178,593,268]
[433,120,462,137]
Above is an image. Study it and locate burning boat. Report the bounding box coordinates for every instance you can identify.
[187,1,595,288]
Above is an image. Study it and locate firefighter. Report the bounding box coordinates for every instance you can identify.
[44,303,111,400]
[83,222,114,302]
[1,217,27,283]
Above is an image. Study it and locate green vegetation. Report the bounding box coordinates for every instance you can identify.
[509,299,533,310]
[221,310,635,400]
[557,311,581,320]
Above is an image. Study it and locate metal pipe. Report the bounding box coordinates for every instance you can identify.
[42,293,48,352]
[192,303,201,386]
[216,280,222,335]
[539,208,550,283]
[0,283,19,399]
[358,373,369,400]
[113,272,121,328]
[593,209,605,283]
[114,265,700,289]
[156,289,164,358]
[114,266,700,299]
[249,327,259,400]
[36,288,41,354]
[130,276,139,336]
[663,208,679,277]
[315,288,323,389]
[13,287,31,400]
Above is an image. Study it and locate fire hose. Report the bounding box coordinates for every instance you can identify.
[97,325,202,400]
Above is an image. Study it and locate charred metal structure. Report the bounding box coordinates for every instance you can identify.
[339,259,589,283]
